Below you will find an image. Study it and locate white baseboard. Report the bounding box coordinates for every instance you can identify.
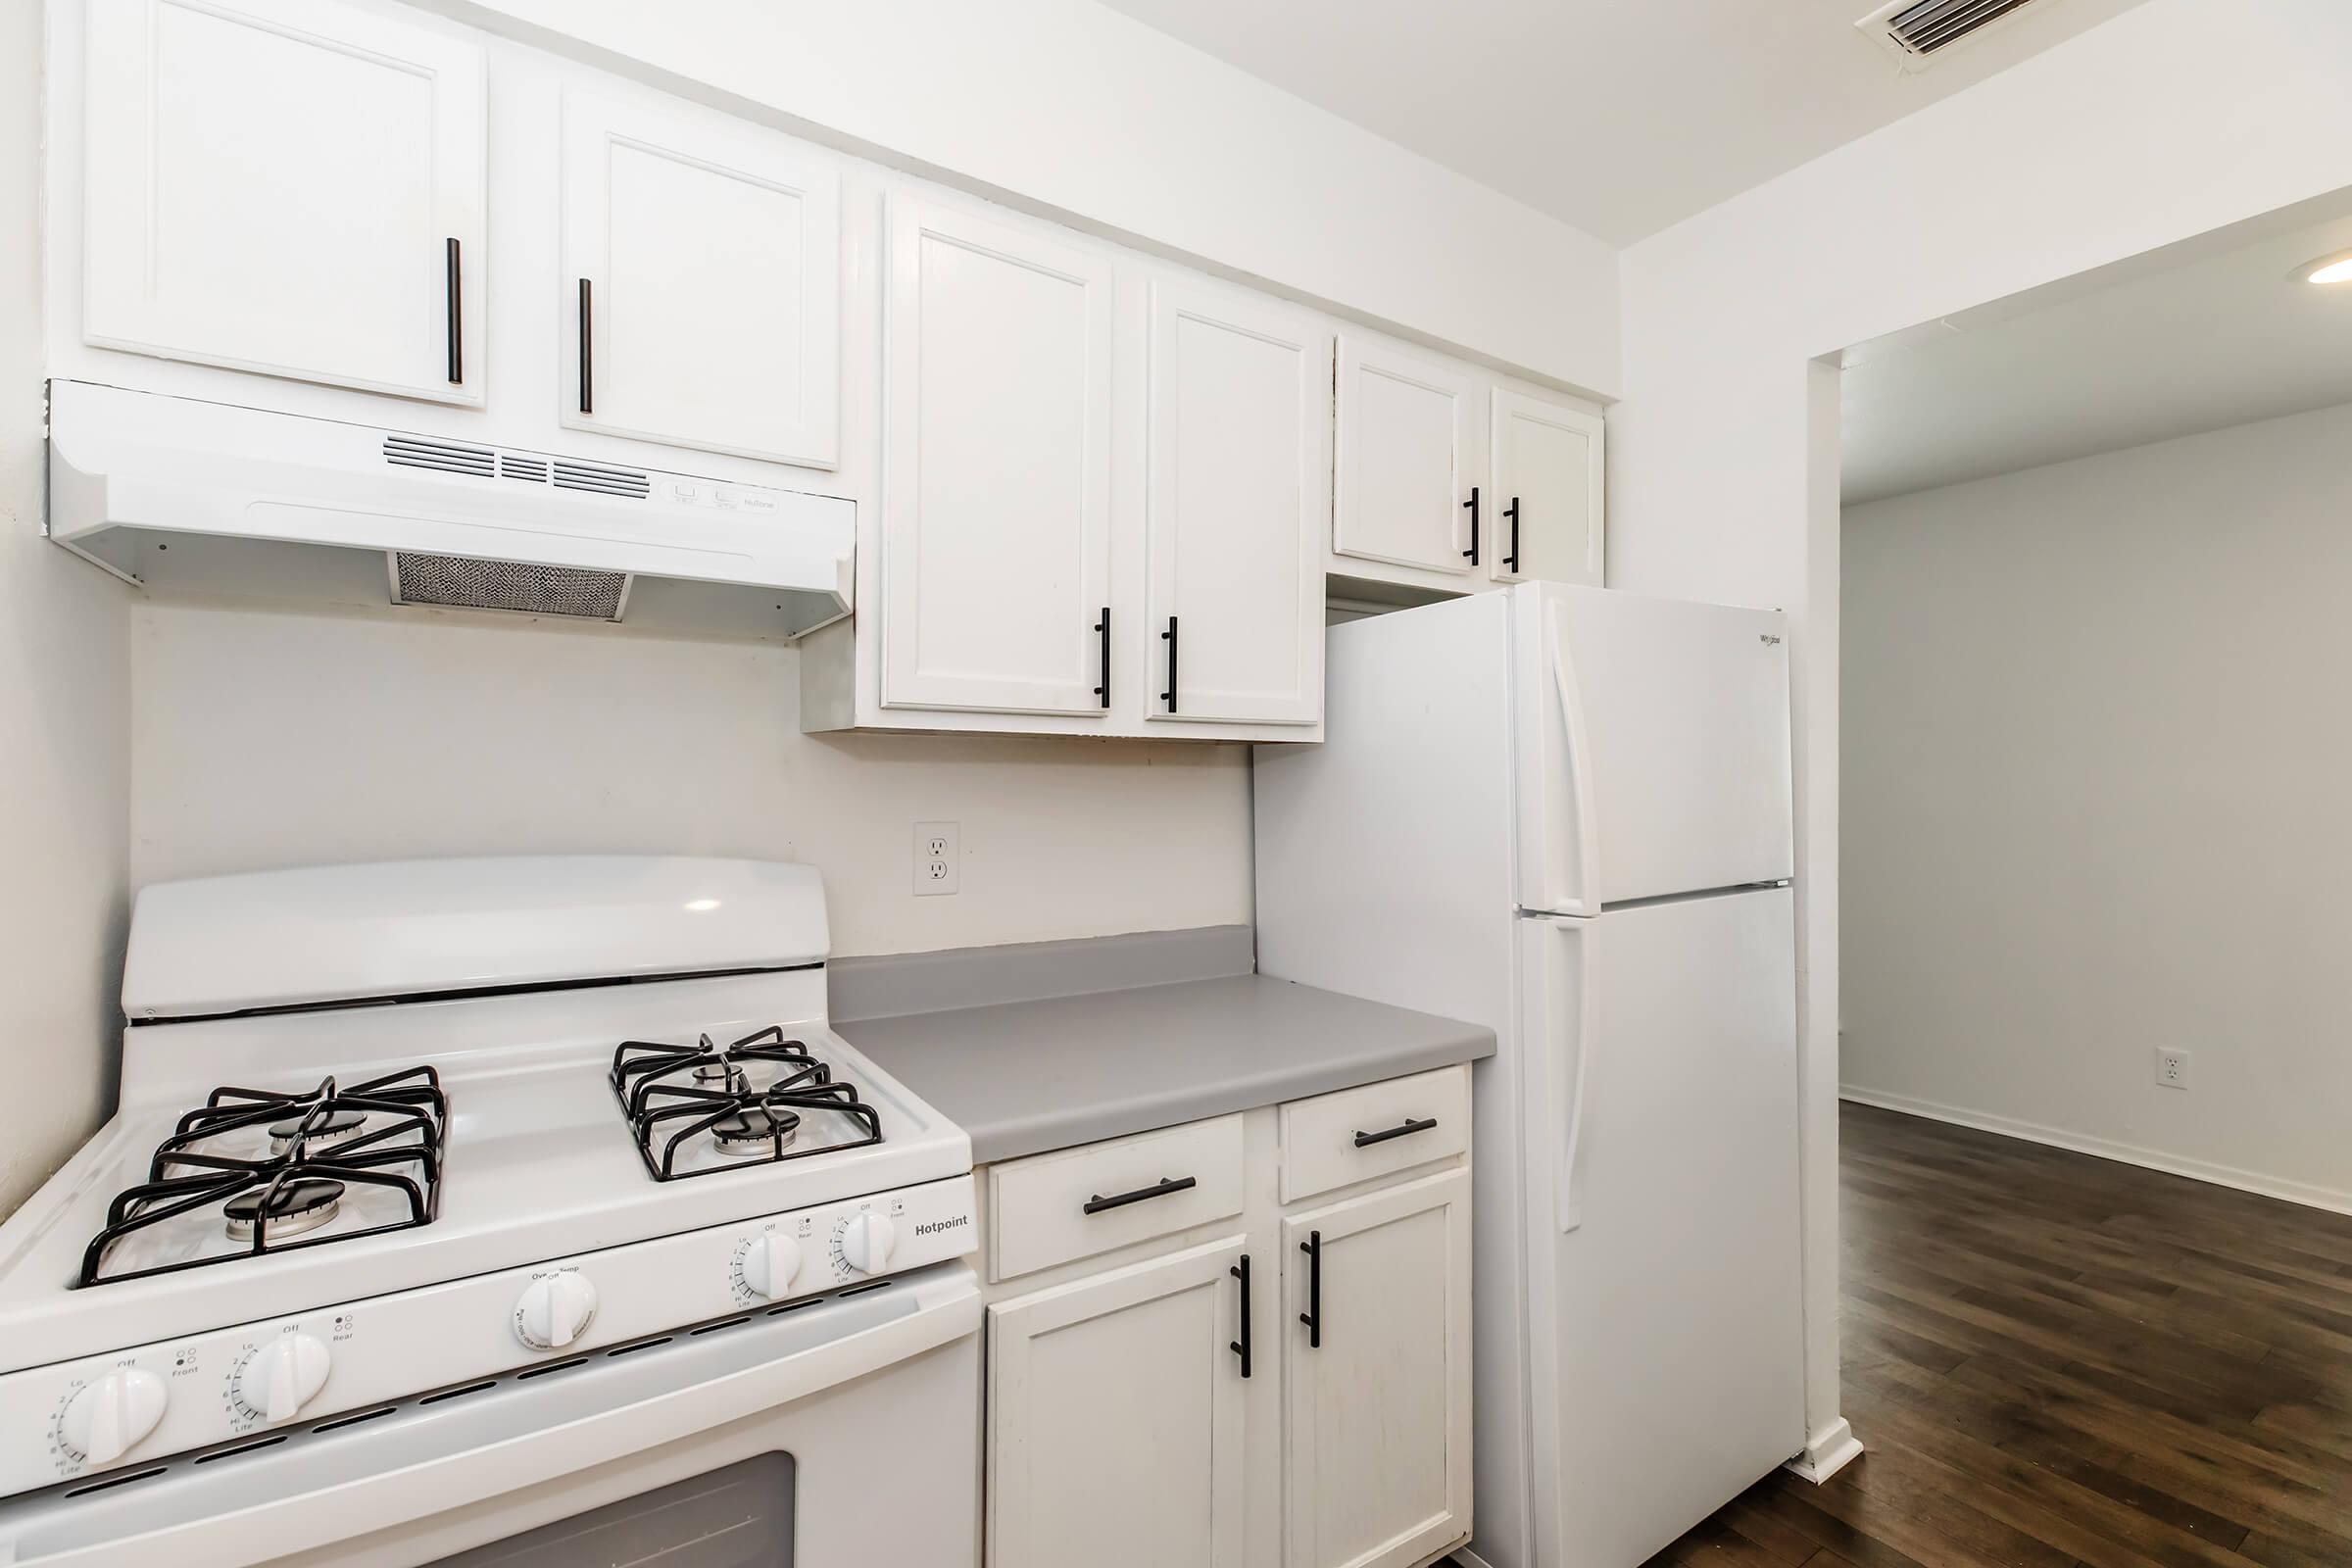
[1784,1416,1863,1484]
[1839,1085,2352,1219]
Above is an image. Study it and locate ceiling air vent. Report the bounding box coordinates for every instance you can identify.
[551,459,651,501]
[1857,0,2046,67]
[382,435,494,478]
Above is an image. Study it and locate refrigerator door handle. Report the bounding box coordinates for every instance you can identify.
[1557,920,1593,1234]
[1544,600,1603,917]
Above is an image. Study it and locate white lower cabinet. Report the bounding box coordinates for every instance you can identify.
[989,1237,1250,1568]
[1282,1169,1473,1568]
[980,1068,1472,1568]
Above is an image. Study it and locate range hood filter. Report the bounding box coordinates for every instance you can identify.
[391,553,630,621]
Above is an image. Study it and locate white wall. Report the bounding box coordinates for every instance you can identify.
[130,601,1251,956]
[0,0,132,1211]
[423,0,1620,395]
[1842,400,2352,1212]
[1611,0,2352,1468]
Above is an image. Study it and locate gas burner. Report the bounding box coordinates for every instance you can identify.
[710,1101,802,1155]
[693,1059,751,1096]
[611,1026,882,1181]
[77,1066,447,1288]
[268,1108,367,1156]
[223,1178,346,1241]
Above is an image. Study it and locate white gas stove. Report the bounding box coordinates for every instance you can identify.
[0,858,982,1566]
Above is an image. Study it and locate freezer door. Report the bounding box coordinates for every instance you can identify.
[1513,582,1793,911]
[1519,893,1803,1568]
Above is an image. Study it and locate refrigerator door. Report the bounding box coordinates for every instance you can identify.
[1512,582,1793,912]
[1518,890,1803,1568]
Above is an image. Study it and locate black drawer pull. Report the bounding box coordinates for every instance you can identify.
[1502,496,1521,574]
[1298,1230,1321,1348]
[1353,1115,1439,1149]
[1229,1253,1252,1378]
[1462,485,1480,564]
[1083,1175,1196,1215]
[1160,615,1179,713]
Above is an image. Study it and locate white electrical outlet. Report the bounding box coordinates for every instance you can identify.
[913,821,959,897]
[2155,1048,2190,1090]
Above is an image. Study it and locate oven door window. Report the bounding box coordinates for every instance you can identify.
[428,1452,794,1566]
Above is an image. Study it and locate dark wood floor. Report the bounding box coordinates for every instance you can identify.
[1644,1102,2352,1568]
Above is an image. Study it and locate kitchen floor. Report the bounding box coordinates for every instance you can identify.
[1646,1102,2352,1568]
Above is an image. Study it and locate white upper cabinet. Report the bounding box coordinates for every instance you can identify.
[1145,279,1328,728]
[1490,386,1604,587]
[880,199,1115,715]
[81,0,486,404]
[561,90,841,468]
[1284,1167,1473,1568]
[1333,332,1487,580]
[987,1237,1250,1568]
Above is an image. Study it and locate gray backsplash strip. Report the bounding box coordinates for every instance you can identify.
[827,924,1256,1023]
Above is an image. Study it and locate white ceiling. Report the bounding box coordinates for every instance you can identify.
[1841,205,2352,505]
[1092,0,2155,244]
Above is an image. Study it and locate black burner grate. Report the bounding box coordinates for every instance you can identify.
[77,1067,446,1288]
[611,1026,882,1181]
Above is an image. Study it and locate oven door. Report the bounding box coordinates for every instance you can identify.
[0,1263,981,1568]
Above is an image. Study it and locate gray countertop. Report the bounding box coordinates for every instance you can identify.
[840,972,1494,1165]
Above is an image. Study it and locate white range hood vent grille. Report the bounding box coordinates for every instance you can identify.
[391,552,631,621]
[1857,0,2043,64]
[383,434,494,478]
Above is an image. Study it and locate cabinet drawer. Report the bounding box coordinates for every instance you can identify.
[988,1115,1246,1282]
[1279,1066,1469,1203]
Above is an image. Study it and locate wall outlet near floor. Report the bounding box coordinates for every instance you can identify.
[2155,1048,2191,1090]
[913,821,959,896]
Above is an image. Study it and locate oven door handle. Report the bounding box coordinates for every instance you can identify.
[0,1265,981,1568]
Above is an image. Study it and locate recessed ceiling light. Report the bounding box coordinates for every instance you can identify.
[2295,249,2352,285]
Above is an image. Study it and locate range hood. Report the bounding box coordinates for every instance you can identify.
[46,380,855,638]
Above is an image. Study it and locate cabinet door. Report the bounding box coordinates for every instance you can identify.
[1146,280,1328,727]
[989,1236,1251,1568]
[882,200,1114,715]
[1490,387,1604,586]
[1333,334,1485,578]
[1284,1168,1472,1568]
[82,0,485,404]
[562,91,840,467]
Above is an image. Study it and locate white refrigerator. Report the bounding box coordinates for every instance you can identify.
[1254,582,1804,1568]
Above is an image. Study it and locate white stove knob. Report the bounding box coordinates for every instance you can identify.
[741,1233,801,1300]
[236,1334,330,1424]
[839,1211,896,1275]
[60,1367,168,1465]
[514,1272,599,1349]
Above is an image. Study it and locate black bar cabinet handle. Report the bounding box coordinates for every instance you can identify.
[1502,496,1521,574]
[1353,1115,1439,1149]
[1298,1229,1321,1348]
[1083,1175,1196,1215]
[1160,615,1179,713]
[1463,485,1480,564]
[577,277,594,414]
[444,238,463,385]
[1093,607,1111,708]
[1230,1253,1252,1378]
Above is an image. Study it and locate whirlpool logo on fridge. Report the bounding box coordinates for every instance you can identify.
[1759,633,1783,647]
